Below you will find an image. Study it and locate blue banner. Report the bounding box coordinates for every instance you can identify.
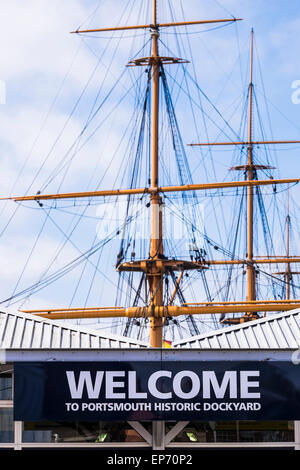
[14,361,300,421]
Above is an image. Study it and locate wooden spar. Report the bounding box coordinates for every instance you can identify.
[169,272,184,305]
[117,257,300,269]
[22,298,300,314]
[21,300,300,320]
[188,140,300,146]
[183,299,300,305]
[204,257,300,265]
[70,18,242,34]
[2,178,298,202]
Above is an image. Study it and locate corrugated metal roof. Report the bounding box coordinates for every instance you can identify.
[172,309,300,349]
[0,310,148,349]
[1,308,300,352]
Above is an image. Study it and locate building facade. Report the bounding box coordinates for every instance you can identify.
[0,309,300,450]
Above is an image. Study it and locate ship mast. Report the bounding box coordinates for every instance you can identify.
[247,28,256,303]
[4,2,300,339]
[149,0,163,347]
[189,28,300,324]
[273,186,300,299]
[286,186,291,299]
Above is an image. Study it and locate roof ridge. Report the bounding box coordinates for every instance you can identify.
[0,309,148,347]
[172,308,300,346]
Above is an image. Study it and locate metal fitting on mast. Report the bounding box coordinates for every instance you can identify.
[150,26,160,37]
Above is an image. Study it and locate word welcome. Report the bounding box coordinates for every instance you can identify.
[66,369,261,400]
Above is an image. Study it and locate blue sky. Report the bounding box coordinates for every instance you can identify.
[0,0,300,333]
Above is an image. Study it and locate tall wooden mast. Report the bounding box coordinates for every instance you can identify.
[188,28,300,323]
[286,186,291,299]
[246,28,256,303]
[149,0,163,347]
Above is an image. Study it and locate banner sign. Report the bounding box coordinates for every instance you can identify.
[14,361,300,421]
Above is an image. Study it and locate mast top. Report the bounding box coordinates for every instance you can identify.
[153,0,157,26]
